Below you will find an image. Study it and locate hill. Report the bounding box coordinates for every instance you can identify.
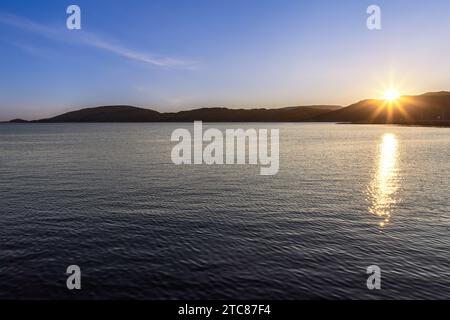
[36,105,161,122]
[311,92,450,124]
[18,105,341,123]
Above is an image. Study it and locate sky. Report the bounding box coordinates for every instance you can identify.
[1,0,450,120]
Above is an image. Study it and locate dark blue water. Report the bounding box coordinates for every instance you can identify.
[0,123,449,299]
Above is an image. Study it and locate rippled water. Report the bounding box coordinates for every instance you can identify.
[0,123,449,299]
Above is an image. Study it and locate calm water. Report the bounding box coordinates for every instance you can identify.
[0,123,449,299]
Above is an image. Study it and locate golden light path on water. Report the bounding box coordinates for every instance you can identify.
[368,133,400,228]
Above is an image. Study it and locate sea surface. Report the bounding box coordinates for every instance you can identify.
[0,123,449,299]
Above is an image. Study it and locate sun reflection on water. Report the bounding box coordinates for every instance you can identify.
[368,133,400,228]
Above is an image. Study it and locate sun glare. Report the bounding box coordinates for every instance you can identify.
[383,89,400,102]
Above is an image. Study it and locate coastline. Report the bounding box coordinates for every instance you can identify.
[2,121,450,127]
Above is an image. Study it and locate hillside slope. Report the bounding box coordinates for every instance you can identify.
[311,92,450,124]
[26,105,341,123]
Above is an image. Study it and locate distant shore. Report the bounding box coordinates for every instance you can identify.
[347,121,450,127]
[4,91,450,125]
[3,121,450,128]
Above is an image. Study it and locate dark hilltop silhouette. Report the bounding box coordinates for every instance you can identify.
[11,105,341,123]
[312,91,450,125]
[7,91,450,125]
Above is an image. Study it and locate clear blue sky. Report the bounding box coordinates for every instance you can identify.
[1,0,450,120]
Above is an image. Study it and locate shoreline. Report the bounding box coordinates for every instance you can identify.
[2,121,450,127]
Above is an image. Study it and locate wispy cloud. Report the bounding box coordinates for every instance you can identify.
[11,42,55,59]
[0,12,195,68]
[0,13,58,37]
[78,32,192,67]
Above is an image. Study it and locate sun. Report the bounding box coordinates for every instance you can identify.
[383,89,400,102]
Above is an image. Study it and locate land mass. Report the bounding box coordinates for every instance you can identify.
[7,91,450,125]
[10,105,342,123]
[312,91,450,125]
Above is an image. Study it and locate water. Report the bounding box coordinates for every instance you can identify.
[0,123,449,299]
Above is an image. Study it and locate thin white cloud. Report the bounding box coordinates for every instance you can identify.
[0,12,195,68]
[0,13,57,37]
[11,42,55,59]
[79,32,192,67]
